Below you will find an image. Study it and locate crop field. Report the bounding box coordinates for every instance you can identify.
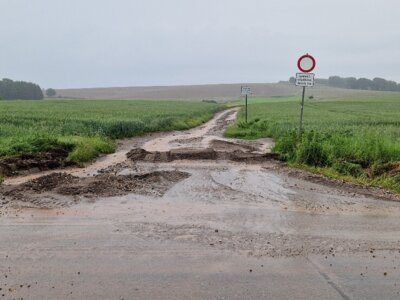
[0,100,221,162]
[226,94,400,192]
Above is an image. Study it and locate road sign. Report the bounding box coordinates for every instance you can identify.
[241,86,251,96]
[241,86,251,123]
[296,53,316,138]
[295,73,315,87]
[297,54,316,73]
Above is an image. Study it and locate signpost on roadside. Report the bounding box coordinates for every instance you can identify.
[295,54,316,138]
[241,86,251,123]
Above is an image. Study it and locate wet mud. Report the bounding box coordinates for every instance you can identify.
[127,147,280,163]
[0,148,74,176]
[0,170,189,208]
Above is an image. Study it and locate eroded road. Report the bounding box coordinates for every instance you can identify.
[1,109,400,299]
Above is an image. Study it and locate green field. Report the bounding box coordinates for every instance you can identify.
[226,94,400,192]
[0,100,221,162]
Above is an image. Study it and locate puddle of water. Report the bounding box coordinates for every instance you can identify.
[142,109,238,152]
[209,168,292,202]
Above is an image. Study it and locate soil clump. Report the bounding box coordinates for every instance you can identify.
[0,149,74,177]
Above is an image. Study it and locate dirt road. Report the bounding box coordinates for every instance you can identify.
[1,109,400,299]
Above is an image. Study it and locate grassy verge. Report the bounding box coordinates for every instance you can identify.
[0,100,222,163]
[225,95,400,193]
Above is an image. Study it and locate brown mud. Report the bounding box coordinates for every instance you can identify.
[0,171,189,208]
[0,148,74,177]
[127,147,280,163]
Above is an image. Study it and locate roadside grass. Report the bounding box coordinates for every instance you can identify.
[227,96,298,107]
[225,94,400,193]
[0,100,222,163]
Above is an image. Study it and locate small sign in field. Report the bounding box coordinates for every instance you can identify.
[241,86,251,96]
[296,73,315,87]
[241,86,251,123]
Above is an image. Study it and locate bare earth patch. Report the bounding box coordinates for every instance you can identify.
[0,149,74,176]
[0,170,190,208]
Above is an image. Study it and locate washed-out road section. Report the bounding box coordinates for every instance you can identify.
[1,109,400,299]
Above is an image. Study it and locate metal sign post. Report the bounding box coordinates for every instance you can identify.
[241,86,251,123]
[299,86,306,137]
[246,93,248,123]
[295,54,316,138]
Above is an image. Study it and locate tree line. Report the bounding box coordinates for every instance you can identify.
[289,76,400,92]
[0,78,43,100]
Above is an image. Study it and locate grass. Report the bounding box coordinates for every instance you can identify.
[225,94,400,193]
[228,96,298,107]
[0,99,222,163]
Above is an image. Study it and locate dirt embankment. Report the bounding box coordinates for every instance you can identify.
[0,149,75,177]
[127,147,279,163]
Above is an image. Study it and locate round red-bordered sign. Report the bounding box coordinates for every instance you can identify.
[297,54,316,73]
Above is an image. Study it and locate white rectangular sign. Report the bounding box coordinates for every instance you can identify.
[295,73,315,87]
[241,86,251,96]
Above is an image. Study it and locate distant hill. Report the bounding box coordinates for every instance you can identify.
[55,82,395,101]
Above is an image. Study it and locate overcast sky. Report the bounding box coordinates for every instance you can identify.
[1,0,399,89]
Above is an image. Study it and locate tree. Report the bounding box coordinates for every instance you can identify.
[289,77,296,84]
[345,77,358,89]
[357,78,373,90]
[325,76,399,92]
[315,78,329,85]
[328,76,345,88]
[0,78,43,100]
[46,88,56,97]
[386,80,398,92]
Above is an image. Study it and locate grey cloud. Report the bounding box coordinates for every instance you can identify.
[0,0,399,88]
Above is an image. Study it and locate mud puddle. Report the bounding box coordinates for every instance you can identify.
[141,109,239,152]
[141,108,274,155]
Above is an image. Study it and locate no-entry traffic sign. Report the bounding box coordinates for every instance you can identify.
[297,54,316,73]
[296,53,316,138]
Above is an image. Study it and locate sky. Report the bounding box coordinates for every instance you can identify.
[1,0,399,89]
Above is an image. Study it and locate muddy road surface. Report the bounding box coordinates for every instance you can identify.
[1,109,400,299]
